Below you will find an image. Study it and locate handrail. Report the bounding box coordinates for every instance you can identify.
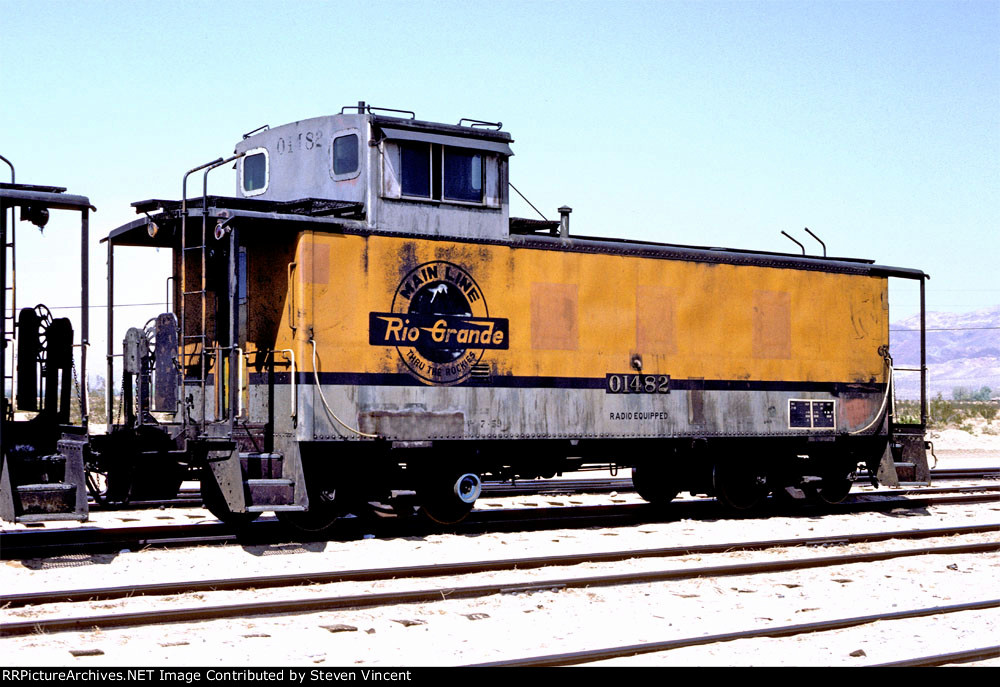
[286,262,297,332]
[242,124,269,140]
[234,347,246,419]
[0,153,13,183]
[458,118,502,130]
[272,349,297,423]
[180,157,223,431]
[199,346,295,423]
[780,230,805,255]
[341,102,416,119]
[803,227,826,257]
[202,159,243,427]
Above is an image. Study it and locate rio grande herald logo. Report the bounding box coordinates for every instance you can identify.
[369,261,509,384]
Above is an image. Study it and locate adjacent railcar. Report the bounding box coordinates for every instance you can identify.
[0,179,93,522]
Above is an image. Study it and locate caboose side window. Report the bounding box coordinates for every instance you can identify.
[381,136,504,208]
[400,141,431,198]
[333,133,359,176]
[443,149,483,203]
[242,149,268,196]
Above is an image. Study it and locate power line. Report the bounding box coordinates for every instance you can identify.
[891,327,1000,332]
[32,306,1000,332]
[46,302,167,310]
[37,312,1000,330]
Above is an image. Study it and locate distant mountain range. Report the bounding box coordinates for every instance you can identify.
[890,305,1000,400]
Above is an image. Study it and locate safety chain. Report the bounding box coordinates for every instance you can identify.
[116,368,126,427]
[71,353,85,422]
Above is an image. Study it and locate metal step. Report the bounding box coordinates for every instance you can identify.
[246,478,294,506]
[16,483,76,515]
[191,437,237,462]
[17,511,89,523]
[893,461,921,483]
[240,452,283,479]
[247,504,306,513]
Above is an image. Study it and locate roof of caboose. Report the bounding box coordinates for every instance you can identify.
[0,182,95,212]
[232,111,513,155]
[102,107,924,281]
[103,202,926,281]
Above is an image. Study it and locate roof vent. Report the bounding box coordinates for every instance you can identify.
[558,206,572,238]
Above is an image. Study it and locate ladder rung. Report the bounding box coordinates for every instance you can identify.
[183,245,206,250]
[182,291,207,296]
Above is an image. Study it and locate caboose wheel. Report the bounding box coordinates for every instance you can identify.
[713,461,769,511]
[804,472,854,505]
[276,507,339,533]
[631,464,679,505]
[419,499,474,525]
[276,488,343,533]
[417,472,481,525]
[200,470,260,527]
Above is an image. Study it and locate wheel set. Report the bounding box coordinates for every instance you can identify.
[632,456,857,512]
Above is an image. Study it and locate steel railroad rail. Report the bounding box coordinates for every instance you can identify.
[5,522,996,608]
[465,600,1000,667]
[85,467,1000,510]
[3,488,998,559]
[2,538,997,638]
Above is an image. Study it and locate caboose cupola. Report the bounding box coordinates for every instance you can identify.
[233,102,513,240]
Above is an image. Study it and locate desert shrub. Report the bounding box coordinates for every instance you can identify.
[69,376,109,425]
[952,386,993,401]
[898,395,989,429]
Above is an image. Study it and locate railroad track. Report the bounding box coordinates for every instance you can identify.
[2,523,995,610]
[89,477,640,510]
[4,486,999,560]
[87,466,1000,511]
[466,601,1000,667]
[3,523,997,667]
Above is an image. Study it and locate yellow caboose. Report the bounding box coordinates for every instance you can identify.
[104,103,929,527]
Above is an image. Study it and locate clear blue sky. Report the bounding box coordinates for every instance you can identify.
[2,0,997,380]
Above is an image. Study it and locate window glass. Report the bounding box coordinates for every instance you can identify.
[400,142,431,197]
[333,134,359,176]
[238,250,247,302]
[243,152,267,193]
[443,149,483,202]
